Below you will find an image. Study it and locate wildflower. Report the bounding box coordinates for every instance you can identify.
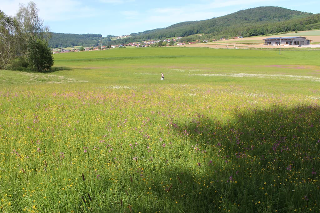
[286,165,292,171]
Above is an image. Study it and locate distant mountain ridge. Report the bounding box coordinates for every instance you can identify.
[128,6,315,39]
[49,6,320,47]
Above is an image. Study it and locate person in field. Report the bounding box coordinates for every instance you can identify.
[161,73,164,80]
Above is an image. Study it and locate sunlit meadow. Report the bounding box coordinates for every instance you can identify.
[1,48,320,212]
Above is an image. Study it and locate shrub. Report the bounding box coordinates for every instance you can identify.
[5,57,29,71]
[27,38,54,72]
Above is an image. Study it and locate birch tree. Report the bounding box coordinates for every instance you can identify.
[0,2,53,71]
[0,10,22,69]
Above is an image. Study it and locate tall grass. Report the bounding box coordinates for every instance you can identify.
[0,48,319,212]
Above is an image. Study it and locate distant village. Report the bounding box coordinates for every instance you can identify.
[52,37,212,54]
[52,35,315,54]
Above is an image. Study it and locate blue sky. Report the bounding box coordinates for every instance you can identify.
[1,0,320,36]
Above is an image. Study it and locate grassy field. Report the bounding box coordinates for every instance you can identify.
[195,30,320,48]
[1,48,320,212]
[279,30,320,36]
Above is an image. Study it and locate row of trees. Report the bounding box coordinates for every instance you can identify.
[0,2,53,72]
[48,34,120,48]
[49,33,103,48]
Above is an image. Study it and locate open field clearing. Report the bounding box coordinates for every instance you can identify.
[279,30,320,36]
[1,48,320,212]
[187,30,320,48]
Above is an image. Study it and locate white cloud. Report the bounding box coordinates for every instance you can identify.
[205,0,278,9]
[152,8,184,14]
[0,0,28,16]
[0,0,98,21]
[145,0,279,26]
[121,11,140,19]
[99,0,134,4]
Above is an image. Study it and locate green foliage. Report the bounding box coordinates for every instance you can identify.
[0,2,54,71]
[157,40,164,47]
[5,57,29,71]
[0,10,23,69]
[27,38,53,72]
[48,33,102,48]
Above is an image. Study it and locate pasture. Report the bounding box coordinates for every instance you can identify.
[1,48,320,212]
[189,30,320,48]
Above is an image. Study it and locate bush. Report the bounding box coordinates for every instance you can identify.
[27,38,54,72]
[5,57,29,71]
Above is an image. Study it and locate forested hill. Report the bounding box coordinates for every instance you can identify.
[48,33,103,48]
[120,6,319,42]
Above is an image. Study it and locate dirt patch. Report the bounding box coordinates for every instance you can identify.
[265,65,320,70]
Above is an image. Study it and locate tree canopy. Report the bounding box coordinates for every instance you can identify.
[0,1,54,72]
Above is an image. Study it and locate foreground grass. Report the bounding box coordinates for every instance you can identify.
[1,48,320,212]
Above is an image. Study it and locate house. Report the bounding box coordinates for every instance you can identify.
[264,37,311,46]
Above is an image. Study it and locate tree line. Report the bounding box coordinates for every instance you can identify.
[49,33,103,48]
[48,34,119,48]
[0,2,53,72]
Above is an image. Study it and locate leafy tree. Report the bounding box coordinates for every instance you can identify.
[0,2,54,71]
[27,38,53,72]
[15,1,50,41]
[0,10,23,69]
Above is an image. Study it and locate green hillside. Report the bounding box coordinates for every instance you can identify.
[133,6,312,38]
[124,6,320,41]
[48,33,103,48]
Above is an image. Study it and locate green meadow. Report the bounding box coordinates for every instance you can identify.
[1,48,320,212]
[279,30,320,36]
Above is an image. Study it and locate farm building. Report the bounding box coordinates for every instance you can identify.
[264,37,311,46]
